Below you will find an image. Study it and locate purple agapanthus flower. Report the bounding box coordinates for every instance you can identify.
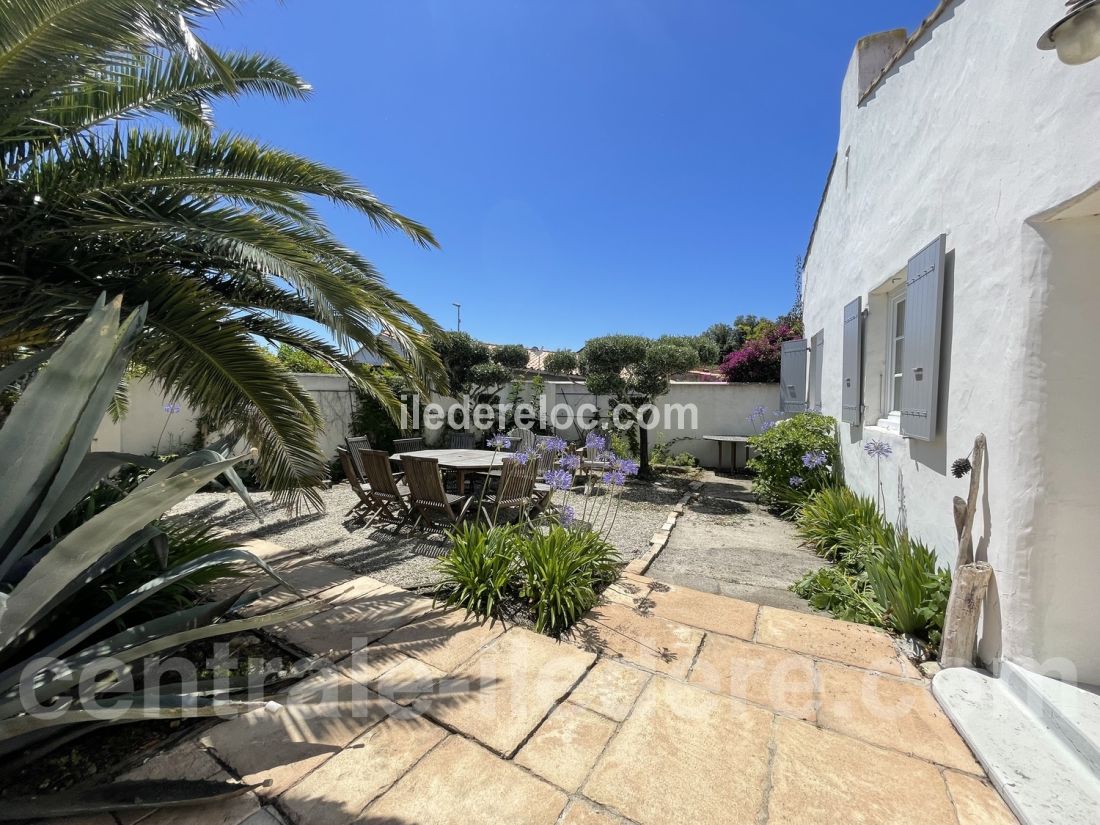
[163,402,182,414]
[512,450,530,466]
[544,469,573,491]
[558,453,582,471]
[802,450,828,469]
[541,436,568,454]
[616,457,640,476]
[752,405,769,417]
[585,432,607,451]
[487,434,512,450]
[865,440,893,458]
[789,476,804,488]
[602,470,627,487]
[560,505,576,528]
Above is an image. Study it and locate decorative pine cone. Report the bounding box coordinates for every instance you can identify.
[951,457,972,479]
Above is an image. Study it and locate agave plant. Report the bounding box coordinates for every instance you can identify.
[0,297,321,814]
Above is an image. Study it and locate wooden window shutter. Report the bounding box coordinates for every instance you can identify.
[900,234,947,441]
[841,297,862,425]
[809,330,824,412]
[780,339,809,413]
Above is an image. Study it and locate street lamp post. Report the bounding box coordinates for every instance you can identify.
[453,303,462,332]
[1039,0,1100,65]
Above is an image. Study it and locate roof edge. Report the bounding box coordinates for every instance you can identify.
[858,0,956,104]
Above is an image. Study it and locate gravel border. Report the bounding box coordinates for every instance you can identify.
[169,474,692,592]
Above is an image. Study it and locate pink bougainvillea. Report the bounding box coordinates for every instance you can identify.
[719,323,802,383]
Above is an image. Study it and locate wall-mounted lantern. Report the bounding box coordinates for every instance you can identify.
[1039,0,1100,64]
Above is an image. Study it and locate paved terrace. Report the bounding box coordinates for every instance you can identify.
[50,540,1018,825]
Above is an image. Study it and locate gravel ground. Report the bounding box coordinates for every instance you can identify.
[169,473,691,592]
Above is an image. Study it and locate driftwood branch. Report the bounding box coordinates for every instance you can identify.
[955,434,986,568]
[940,434,991,669]
[940,562,993,668]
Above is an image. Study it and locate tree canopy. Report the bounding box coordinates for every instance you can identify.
[580,334,699,474]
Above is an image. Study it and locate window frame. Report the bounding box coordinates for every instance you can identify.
[884,284,907,417]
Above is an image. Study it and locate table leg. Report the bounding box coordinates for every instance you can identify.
[718,443,724,475]
[456,469,466,494]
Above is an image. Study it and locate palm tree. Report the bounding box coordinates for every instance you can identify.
[0,0,444,506]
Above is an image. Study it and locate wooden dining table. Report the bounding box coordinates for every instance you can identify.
[389,448,506,493]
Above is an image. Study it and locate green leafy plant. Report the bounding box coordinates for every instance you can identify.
[435,522,621,637]
[747,412,838,508]
[435,524,519,618]
[866,534,949,638]
[492,344,530,370]
[793,566,883,627]
[795,487,881,565]
[543,350,577,374]
[0,298,319,813]
[792,482,950,649]
[517,528,621,636]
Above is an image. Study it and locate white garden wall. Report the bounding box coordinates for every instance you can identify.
[94,374,779,470]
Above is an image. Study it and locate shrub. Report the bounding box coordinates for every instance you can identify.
[517,528,621,636]
[492,344,530,370]
[274,343,336,374]
[748,412,838,507]
[543,350,577,374]
[719,322,803,383]
[650,437,698,468]
[435,524,519,618]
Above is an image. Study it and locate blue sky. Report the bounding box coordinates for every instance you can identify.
[207,1,931,351]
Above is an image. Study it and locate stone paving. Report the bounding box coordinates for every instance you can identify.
[48,539,1019,825]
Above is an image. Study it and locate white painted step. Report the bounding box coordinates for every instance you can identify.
[933,667,1100,825]
[1001,661,1100,776]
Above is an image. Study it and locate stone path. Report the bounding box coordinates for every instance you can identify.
[50,540,1018,825]
[646,472,826,612]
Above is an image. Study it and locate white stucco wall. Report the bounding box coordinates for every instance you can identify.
[802,0,1100,681]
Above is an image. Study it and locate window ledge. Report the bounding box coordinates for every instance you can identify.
[865,423,904,440]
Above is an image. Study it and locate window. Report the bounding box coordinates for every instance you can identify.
[884,285,906,417]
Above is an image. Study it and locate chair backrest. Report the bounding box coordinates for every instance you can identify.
[360,448,406,500]
[401,455,450,512]
[496,457,536,508]
[509,428,536,453]
[446,432,476,450]
[345,436,372,479]
[393,437,425,454]
[337,447,366,494]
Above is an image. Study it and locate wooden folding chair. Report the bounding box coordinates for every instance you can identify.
[345,435,373,480]
[481,456,538,525]
[446,432,476,449]
[356,448,413,529]
[401,455,476,530]
[338,447,373,521]
[393,437,425,454]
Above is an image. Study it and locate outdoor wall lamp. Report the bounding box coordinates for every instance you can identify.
[1039,0,1100,65]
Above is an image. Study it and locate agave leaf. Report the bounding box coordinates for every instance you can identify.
[0,694,272,740]
[9,451,162,566]
[138,448,262,521]
[0,779,259,821]
[0,346,55,390]
[4,596,322,723]
[0,454,245,649]
[30,548,302,668]
[0,296,146,577]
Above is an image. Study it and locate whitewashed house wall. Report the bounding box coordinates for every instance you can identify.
[801,0,1100,682]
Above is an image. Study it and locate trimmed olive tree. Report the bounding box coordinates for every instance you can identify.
[580,335,699,476]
